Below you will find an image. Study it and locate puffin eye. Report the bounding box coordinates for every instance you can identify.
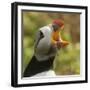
[54,29,57,32]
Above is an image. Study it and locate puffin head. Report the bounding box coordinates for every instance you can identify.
[52,19,64,32]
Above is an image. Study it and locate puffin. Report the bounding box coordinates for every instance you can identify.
[23,19,69,77]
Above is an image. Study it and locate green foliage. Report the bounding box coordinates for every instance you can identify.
[54,43,80,75]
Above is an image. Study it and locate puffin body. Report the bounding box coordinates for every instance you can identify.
[23,25,57,77]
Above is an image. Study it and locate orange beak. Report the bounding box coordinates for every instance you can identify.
[61,25,64,30]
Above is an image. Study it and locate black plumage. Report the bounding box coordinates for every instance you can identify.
[23,56,55,77]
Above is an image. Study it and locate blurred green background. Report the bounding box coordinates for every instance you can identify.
[22,11,80,75]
